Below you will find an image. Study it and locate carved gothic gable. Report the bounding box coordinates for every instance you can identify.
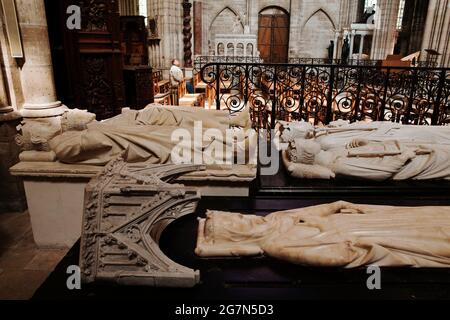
[80,157,205,287]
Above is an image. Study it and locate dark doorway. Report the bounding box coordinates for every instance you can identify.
[258,7,290,63]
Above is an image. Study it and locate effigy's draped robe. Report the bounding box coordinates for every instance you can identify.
[196,202,450,268]
[282,121,450,181]
[49,105,252,165]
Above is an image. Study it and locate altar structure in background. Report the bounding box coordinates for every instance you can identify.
[213,34,258,57]
[144,0,450,68]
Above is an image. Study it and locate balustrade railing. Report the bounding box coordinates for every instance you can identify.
[288,58,381,66]
[199,62,450,129]
[287,58,438,67]
[194,56,263,73]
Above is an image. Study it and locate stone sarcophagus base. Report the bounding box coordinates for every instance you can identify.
[80,157,204,287]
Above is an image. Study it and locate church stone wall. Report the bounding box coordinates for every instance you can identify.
[148,0,362,65]
[289,0,341,58]
[198,0,346,59]
[422,0,450,67]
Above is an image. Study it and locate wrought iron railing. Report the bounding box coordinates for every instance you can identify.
[288,58,381,66]
[200,62,450,129]
[193,55,263,73]
[287,58,438,68]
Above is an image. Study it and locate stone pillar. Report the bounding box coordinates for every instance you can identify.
[333,31,340,59]
[15,0,66,118]
[338,0,360,29]
[0,1,21,120]
[421,0,450,67]
[0,58,12,117]
[0,0,24,113]
[359,34,366,55]
[349,30,356,56]
[0,15,9,113]
[148,0,184,71]
[370,0,401,60]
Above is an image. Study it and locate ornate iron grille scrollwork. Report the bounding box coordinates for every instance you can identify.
[194,56,263,74]
[200,62,450,129]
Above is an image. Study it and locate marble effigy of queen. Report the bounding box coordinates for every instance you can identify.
[196,201,450,268]
[278,120,450,181]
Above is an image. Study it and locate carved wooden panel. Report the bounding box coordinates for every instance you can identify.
[45,0,125,120]
[120,16,149,66]
[0,120,26,212]
[77,0,125,120]
[123,66,154,110]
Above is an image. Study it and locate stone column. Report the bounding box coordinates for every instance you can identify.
[421,0,450,67]
[349,30,356,57]
[16,0,66,118]
[0,55,12,117]
[0,12,8,112]
[370,0,401,60]
[333,32,340,59]
[0,66,16,121]
[0,0,23,120]
[359,34,366,55]
[148,0,184,71]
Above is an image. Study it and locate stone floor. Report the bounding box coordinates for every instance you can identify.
[0,211,68,300]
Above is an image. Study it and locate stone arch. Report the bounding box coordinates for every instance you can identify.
[210,6,244,35]
[236,43,244,55]
[258,5,289,15]
[303,8,336,30]
[301,9,336,58]
[227,43,235,56]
